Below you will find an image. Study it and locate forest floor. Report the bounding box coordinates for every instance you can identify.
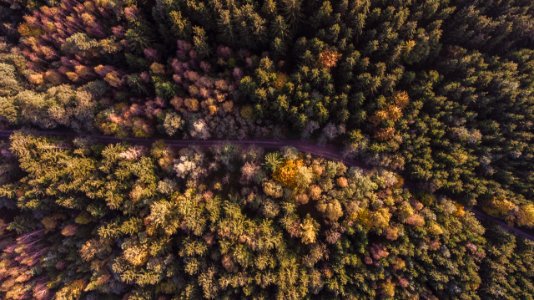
[1,129,532,241]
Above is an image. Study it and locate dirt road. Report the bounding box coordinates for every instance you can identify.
[1,129,532,240]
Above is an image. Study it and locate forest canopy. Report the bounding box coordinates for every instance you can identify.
[0,0,533,299]
[0,132,532,299]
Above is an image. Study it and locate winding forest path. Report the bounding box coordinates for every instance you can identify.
[1,129,532,241]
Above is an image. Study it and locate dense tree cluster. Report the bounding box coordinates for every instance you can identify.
[0,0,531,223]
[0,0,533,298]
[478,225,533,299]
[0,133,531,299]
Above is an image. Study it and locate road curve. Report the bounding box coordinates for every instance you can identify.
[1,129,532,241]
[0,129,359,166]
